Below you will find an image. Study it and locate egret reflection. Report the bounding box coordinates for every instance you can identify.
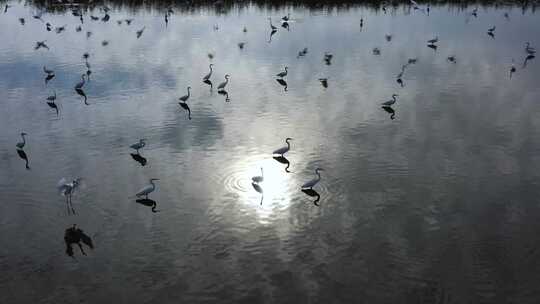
[136,198,159,213]
[16,148,30,170]
[273,155,291,173]
[276,78,288,91]
[301,188,321,206]
[130,153,147,166]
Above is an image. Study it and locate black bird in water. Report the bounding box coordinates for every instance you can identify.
[136,27,145,38]
[136,198,159,212]
[319,78,328,89]
[75,88,88,105]
[19,18,25,25]
[64,224,94,257]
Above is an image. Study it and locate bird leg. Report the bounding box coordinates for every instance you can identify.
[77,242,87,255]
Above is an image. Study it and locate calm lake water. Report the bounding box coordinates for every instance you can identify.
[1,1,540,303]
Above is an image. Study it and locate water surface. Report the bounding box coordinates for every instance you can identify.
[1,1,540,303]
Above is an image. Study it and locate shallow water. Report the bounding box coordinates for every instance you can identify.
[1,1,540,303]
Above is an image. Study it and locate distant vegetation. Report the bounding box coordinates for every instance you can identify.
[1,0,537,13]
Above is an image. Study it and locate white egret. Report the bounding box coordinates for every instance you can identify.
[46,90,56,102]
[135,178,159,199]
[276,66,288,78]
[203,64,213,81]
[179,86,191,103]
[525,42,536,55]
[130,139,146,152]
[251,168,264,183]
[273,138,292,156]
[136,26,145,38]
[16,132,28,149]
[382,94,398,106]
[57,178,82,214]
[74,74,86,89]
[268,17,277,31]
[301,168,324,190]
[217,74,230,91]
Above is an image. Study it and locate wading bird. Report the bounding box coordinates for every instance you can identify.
[276,67,288,78]
[179,86,191,103]
[135,178,159,199]
[217,74,230,91]
[16,132,27,149]
[57,178,82,214]
[130,139,146,152]
[268,17,277,31]
[203,64,213,81]
[136,27,145,38]
[301,168,324,190]
[382,94,399,106]
[74,74,86,89]
[273,138,292,156]
[43,66,54,76]
[252,168,264,183]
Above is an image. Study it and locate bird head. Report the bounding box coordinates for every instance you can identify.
[285,66,288,70]
[392,94,399,98]
[21,132,27,136]
[210,63,214,67]
[150,178,160,182]
[225,74,230,79]
[140,138,147,143]
[286,137,293,142]
[187,86,191,90]
[315,168,324,173]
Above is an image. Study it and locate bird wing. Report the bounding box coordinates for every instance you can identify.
[273,146,287,154]
[302,178,317,188]
[136,185,151,196]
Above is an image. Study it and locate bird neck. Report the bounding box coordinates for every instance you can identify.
[21,134,26,142]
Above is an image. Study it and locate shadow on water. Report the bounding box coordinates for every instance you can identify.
[16,148,30,170]
[135,198,159,213]
[301,188,321,206]
[276,78,288,91]
[64,224,94,257]
[273,155,291,173]
[130,152,147,166]
[382,105,396,120]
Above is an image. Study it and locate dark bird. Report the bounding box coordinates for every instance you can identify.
[46,22,52,31]
[75,25,82,32]
[90,15,99,21]
[19,18,25,25]
[324,52,333,64]
[276,78,288,91]
[125,18,133,25]
[101,40,109,46]
[238,42,246,50]
[447,55,456,63]
[101,14,110,22]
[55,25,67,34]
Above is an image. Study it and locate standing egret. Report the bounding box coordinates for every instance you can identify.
[251,182,264,205]
[57,178,82,214]
[525,42,536,55]
[16,132,28,149]
[203,64,213,81]
[136,27,145,38]
[273,138,292,156]
[46,90,57,102]
[382,94,398,106]
[301,168,324,190]
[252,168,264,183]
[130,139,146,152]
[217,74,230,91]
[74,74,86,89]
[135,178,159,199]
[268,17,277,31]
[178,97,192,120]
[179,86,191,103]
[276,66,288,78]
